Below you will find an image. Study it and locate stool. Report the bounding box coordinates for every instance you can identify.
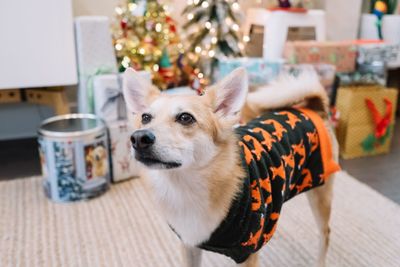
[243,8,326,61]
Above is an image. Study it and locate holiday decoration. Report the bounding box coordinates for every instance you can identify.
[336,85,398,159]
[282,64,337,103]
[108,120,141,182]
[38,114,110,202]
[356,42,400,65]
[75,17,118,113]
[181,0,245,81]
[218,58,282,89]
[284,41,357,72]
[111,0,191,90]
[361,98,393,152]
[92,71,150,182]
[278,0,291,8]
[93,71,151,123]
[266,0,313,11]
[373,1,388,39]
[371,0,398,39]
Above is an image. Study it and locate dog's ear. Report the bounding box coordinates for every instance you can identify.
[123,68,159,114]
[206,67,248,116]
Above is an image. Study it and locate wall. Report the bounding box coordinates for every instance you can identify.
[1,0,359,140]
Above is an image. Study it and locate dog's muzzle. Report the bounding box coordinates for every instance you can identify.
[130,130,156,151]
[130,130,181,169]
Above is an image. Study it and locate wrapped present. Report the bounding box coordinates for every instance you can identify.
[75,16,118,114]
[284,41,357,72]
[282,64,337,102]
[218,58,283,89]
[93,71,151,123]
[356,42,400,65]
[336,85,398,159]
[338,60,387,86]
[108,120,141,182]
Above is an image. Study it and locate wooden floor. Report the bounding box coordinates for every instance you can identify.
[1,124,399,204]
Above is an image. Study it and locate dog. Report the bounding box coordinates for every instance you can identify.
[87,145,108,178]
[123,67,340,267]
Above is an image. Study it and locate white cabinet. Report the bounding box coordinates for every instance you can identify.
[0,0,77,89]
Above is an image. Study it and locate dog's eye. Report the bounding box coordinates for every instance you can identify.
[176,113,196,126]
[141,113,152,124]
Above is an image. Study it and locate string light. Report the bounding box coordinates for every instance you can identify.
[208,50,215,57]
[232,24,239,31]
[194,0,200,4]
[115,43,123,51]
[232,2,240,11]
[202,1,209,8]
[128,3,137,11]
[195,46,202,53]
[211,37,217,44]
[243,35,250,42]
[198,73,204,79]
[205,21,212,29]
[153,64,159,71]
[187,13,194,20]
[155,23,162,32]
[115,6,123,15]
[121,56,131,68]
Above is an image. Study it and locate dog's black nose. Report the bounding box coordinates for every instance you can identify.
[130,130,156,150]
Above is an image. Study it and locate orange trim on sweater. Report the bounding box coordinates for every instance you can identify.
[298,108,341,178]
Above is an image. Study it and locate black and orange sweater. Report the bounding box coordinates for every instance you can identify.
[199,108,340,263]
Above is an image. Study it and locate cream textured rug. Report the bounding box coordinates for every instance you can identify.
[1,171,399,267]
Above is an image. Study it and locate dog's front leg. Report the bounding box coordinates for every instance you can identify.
[182,244,202,267]
[238,252,259,267]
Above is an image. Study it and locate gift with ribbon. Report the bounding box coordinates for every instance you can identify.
[284,41,357,72]
[336,85,398,159]
[92,71,151,182]
[75,16,118,113]
[93,71,151,123]
[107,120,141,183]
[361,97,393,151]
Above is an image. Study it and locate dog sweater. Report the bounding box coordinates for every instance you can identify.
[199,108,340,263]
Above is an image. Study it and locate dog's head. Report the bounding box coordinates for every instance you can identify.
[123,68,248,170]
[92,146,106,165]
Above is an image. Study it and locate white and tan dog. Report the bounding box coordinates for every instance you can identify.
[123,67,339,267]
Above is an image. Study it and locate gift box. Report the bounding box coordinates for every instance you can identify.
[218,58,283,89]
[108,120,141,182]
[336,85,398,159]
[75,16,118,114]
[282,64,337,102]
[356,43,400,65]
[338,62,387,86]
[93,71,151,123]
[284,41,357,72]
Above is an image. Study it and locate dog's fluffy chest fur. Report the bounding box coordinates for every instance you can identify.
[147,170,227,245]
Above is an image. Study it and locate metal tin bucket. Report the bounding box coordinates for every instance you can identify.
[38,114,110,202]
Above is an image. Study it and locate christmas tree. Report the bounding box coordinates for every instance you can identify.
[181,0,245,81]
[112,0,190,89]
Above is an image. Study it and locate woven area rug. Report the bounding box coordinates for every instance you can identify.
[1,171,399,267]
